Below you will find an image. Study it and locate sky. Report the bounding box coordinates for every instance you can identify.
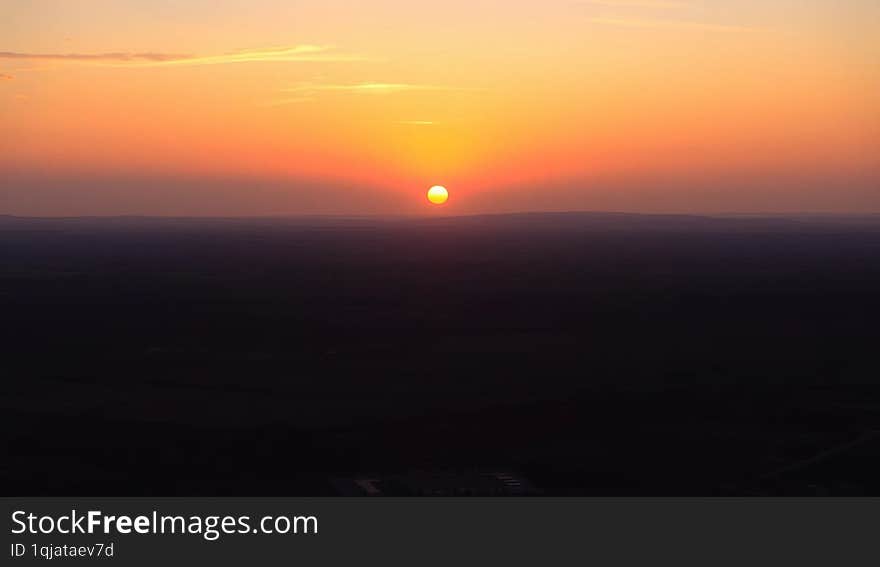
[1,0,878,215]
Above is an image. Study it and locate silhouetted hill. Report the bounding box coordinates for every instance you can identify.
[3,212,880,495]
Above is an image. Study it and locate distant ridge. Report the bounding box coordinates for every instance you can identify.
[2,211,880,232]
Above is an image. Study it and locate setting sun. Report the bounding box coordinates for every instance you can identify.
[427,186,449,205]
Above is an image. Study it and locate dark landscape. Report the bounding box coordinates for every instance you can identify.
[3,212,880,495]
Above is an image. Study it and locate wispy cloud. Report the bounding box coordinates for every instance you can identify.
[0,73,13,80]
[574,0,759,33]
[144,45,369,67]
[0,45,367,67]
[0,51,189,62]
[587,17,759,32]
[265,81,478,106]
[283,82,464,95]
[398,120,435,126]
[282,82,478,97]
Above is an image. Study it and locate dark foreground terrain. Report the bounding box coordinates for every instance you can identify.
[3,212,880,495]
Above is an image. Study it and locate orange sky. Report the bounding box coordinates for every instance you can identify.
[2,0,878,215]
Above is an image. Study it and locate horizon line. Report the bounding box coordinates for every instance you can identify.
[3,210,880,221]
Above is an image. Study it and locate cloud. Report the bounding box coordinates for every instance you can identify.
[283,82,476,95]
[398,120,435,126]
[0,73,13,80]
[0,45,367,67]
[573,1,759,33]
[586,17,759,32]
[145,45,369,67]
[0,51,189,62]
[266,81,478,105]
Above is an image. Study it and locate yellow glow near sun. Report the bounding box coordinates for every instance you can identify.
[427,185,448,205]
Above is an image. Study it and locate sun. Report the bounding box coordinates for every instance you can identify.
[427,185,448,205]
